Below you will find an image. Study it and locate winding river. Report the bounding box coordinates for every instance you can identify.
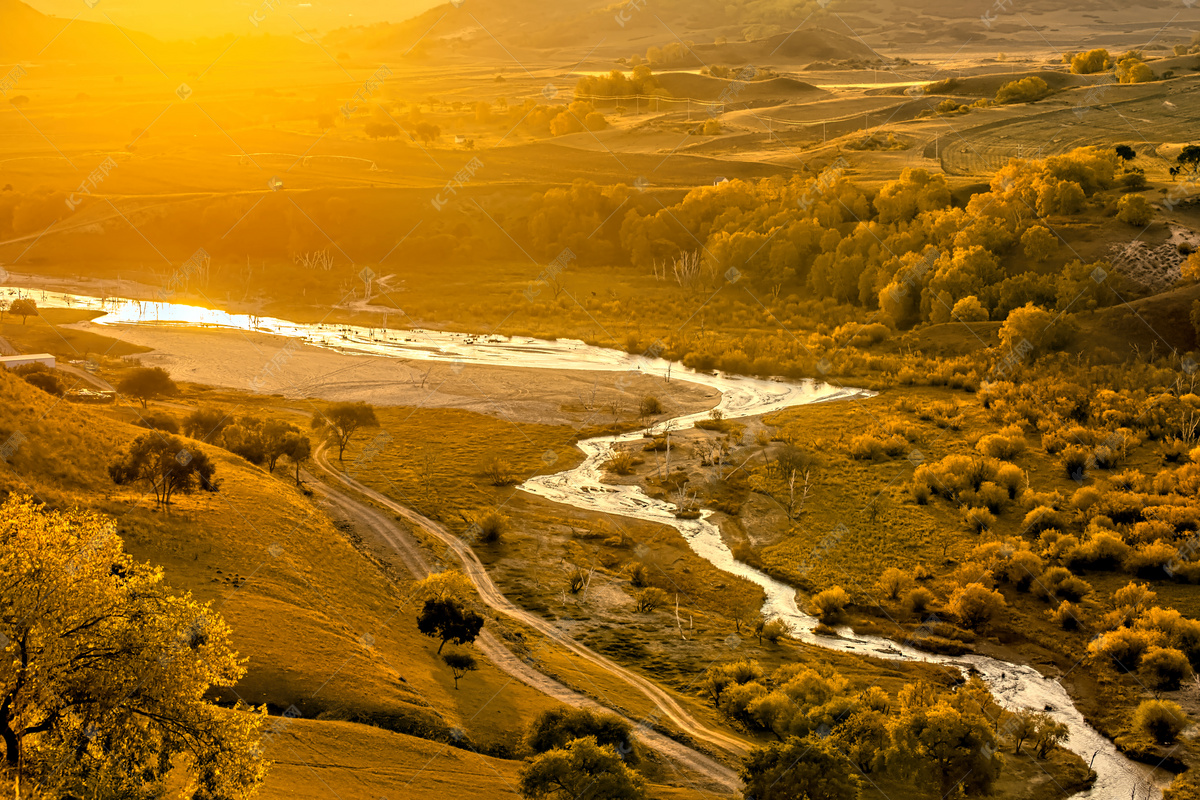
[7,287,1163,799]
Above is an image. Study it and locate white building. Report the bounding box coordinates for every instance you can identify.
[0,354,55,370]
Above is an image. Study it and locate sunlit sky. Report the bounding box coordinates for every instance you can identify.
[22,0,444,38]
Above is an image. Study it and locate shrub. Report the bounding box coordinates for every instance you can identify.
[1049,601,1081,630]
[995,76,1051,103]
[475,509,508,543]
[634,587,668,612]
[903,586,935,616]
[963,506,996,534]
[1133,699,1188,744]
[1061,447,1089,480]
[952,296,989,322]
[627,561,649,587]
[606,449,638,475]
[948,583,1006,629]
[761,618,790,643]
[16,366,64,396]
[977,429,1025,460]
[878,568,909,601]
[1124,541,1177,576]
[1116,194,1152,226]
[1024,505,1064,533]
[1089,627,1161,671]
[639,395,664,418]
[1000,549,1044,591]
[1140,646,1193,691]
[1036,566,1092,602]
[996,464,1027,498]
[134,411,180,434]
[811,586,851,623]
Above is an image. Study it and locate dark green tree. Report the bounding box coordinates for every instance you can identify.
[417,597,484,654]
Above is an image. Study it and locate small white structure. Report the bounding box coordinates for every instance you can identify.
[0,354,55,370]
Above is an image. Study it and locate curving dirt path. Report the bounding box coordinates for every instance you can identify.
[307,443,744,794]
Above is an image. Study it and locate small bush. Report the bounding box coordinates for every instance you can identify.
[811,586,851,623]
[948,583,1006,629]
[878,568,909,601]
[475,509,508,543]
[1140,646,1193,691]
[134,411,180,434]
[1049,601,1082,630]
[903,586,936,617]
[1061,447,1089,480]
[639,395,664,418]
[627,561,649,587]
[1089,627,1160,671]
[963,506,996,534]
[634,587,669,612]
[1133,699,1188,744]
[761,617,790,643]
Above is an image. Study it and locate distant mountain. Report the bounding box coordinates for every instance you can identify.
[0,0,162,62]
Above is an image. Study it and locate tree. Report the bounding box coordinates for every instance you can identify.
[1115,144,1137,162]
[1005,709,1039,754]
[312,401,379,461]
[442,651,478,689]
[183,407,231,441]
[108,434,219,507]
[414,121,441,143]
[1116,194,1152,226]
[1178,145,1200,177]
[948,583,1006,629]
[1182,251,1200,282]
[282,432,312,485]
[999,303,1075,360]
[417,596,484,653]
[519,737,645,800]
[526,707,640,764]
[9,297,36,324]
[952,295,988,322]
[0,299,7,323]
[1033,714,1069,758]
[811,586,850,624]
[262,419,303,472]
[739,735,861,800]
[1140,646,1193,691]
[0,497,266,796]
[1134,699,1188,744]
[1021,225,1058,262]
[117,366,178,409]
[364,121,400,139]
[1069,48,1111,74]
[994,76,1051,104]
[889,701,1001,797]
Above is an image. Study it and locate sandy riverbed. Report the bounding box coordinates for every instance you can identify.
[70,320,720,427]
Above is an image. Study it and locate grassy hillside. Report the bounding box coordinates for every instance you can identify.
[0,368,561,790]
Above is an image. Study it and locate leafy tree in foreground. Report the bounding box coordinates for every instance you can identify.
[9,297,36,324]
[117,366,178,408]
[520,737,645,800]
[108,433,219,506]
[739,734,862,800]
[417,596,484,653]
[0,496,266,798]
[312,401,379,461]
[888,700,1000,797]
[526,706,640,764]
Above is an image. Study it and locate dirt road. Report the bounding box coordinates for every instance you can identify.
[308,443,744,793]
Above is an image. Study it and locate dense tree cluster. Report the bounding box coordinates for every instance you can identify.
[706,660,1013,798]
